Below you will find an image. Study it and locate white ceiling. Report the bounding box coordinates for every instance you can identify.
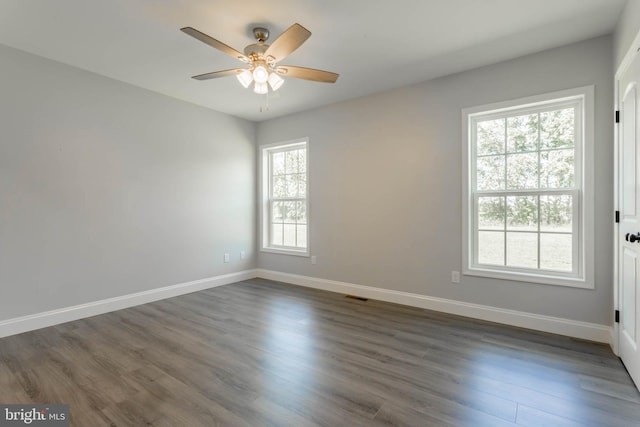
[0,0,627,122]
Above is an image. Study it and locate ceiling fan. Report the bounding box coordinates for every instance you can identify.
[180,23,339,94]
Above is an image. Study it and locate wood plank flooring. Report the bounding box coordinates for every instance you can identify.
[1,278,639,426]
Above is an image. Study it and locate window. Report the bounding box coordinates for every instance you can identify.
[463,87,593,288]
[261,139,309,256]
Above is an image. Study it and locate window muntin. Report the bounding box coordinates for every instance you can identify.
[464,88,592,288]
[262,140,309,255]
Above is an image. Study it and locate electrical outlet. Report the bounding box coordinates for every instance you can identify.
[224,253,230,263]
[240,251,246,260]
[311,255,317,265]
[451,271,460,283]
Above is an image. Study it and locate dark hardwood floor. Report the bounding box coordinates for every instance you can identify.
[1,278,639,426]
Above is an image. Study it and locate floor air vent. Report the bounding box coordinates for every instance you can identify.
[345,295,368,301]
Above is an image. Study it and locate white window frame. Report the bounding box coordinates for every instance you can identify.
[462,86,594,288]
[260,138,310,256]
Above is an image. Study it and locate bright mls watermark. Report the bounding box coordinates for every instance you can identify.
[0,405,68,426]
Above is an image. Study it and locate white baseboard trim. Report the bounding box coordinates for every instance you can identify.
[1,268,612,345]
[0,269,258,339]
[610,325,619,355]
[255,269,613,344]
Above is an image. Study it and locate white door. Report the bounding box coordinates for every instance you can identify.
[619,46,640,389]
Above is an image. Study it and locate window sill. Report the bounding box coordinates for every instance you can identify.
[464,266,593,289]
[261,247,309,257]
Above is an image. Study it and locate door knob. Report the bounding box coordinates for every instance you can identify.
[626,232,640,243]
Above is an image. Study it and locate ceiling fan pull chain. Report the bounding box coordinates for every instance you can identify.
[259,91,270,113]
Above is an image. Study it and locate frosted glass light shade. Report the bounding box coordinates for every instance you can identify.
[236,69,253,88]
[268,72,284,91]
[253,65,269,84]
[254,82,268,94]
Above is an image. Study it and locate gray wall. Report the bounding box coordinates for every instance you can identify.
[0,33,617,327]
[257,36,613,325]
[614,0,640,70]
[0,44,256,321]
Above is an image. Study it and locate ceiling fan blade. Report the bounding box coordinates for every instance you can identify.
[192,68,247,81]
[264,23,311,63]
[181,27,250,63]
[276,66,339,83]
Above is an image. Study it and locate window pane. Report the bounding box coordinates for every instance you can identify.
[271,224,283,246]
[506,152,538,189]
[477,155,505,191]
[507,196,538,231]
[507,113,538,153]
[478,197,505,230]
[282,201,296,222]
[283,224,297,246]
[478,231,504,265]
[296,224,307,248]
[272,202,285,222]
[285,174,300,197]
[272,176,287,198]
[298,149,307,173]
[540,108,574,149]
[540,195,572,232]
[506,232,538,268]
[298,173,307,198]
[285,150,300,173]
[477,119,505,155]
[540,233,572,272]
[272,152,285,175]
[296,200,307,224]
[540,149,574,189]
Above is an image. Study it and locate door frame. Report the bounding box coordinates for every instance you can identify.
[614,28,640,356]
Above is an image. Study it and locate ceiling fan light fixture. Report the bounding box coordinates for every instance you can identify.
[254,81,268,94]
[268,72,284,91]
[252,65,269,84]
[236,69,253,88]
